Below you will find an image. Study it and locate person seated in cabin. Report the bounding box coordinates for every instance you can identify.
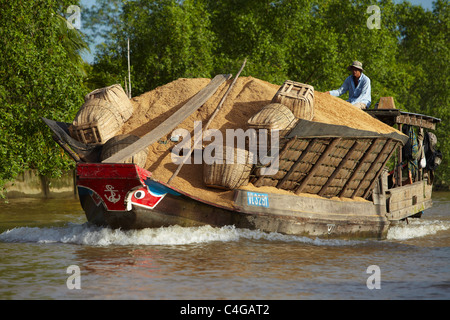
[423,131,443,185]
[402,125,419,184]
[325,61,371,109]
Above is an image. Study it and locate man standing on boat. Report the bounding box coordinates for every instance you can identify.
[325,60,371,109]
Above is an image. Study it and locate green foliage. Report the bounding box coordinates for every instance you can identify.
[1,0,448,189]
[84,0,215,93]
[394,0,449,187]
[0,0,89,194]
[83,0,448,187]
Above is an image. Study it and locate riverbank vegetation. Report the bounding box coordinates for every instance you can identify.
[0,0,448,195]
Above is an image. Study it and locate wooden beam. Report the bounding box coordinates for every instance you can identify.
[397,124,403,187]
[168,61,246,185]
[363,141,399,199]
[395,114,436,130]
[338,138,381,198]
[276,138,317,189]
[318,140,360,197]
[295,138,341,195]
[102,74,232,164]
[254,135,297,187]
[351,139,392,198]
[52,135,81,162]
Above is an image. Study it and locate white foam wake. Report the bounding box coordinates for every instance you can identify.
[387,218,450,240]
[0,223,352,246]
[1,218,447,246]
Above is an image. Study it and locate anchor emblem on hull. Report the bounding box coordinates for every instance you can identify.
[104,185,120,203]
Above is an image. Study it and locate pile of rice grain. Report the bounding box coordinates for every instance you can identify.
[118,76,399,207]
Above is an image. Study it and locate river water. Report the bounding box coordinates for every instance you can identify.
[0,192,449,301]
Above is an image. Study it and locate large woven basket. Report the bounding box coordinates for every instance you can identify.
[272,80,314,120]
[248,103,298,135]
[248,103,298,157]
[70,84,133,145]
[203,146,253,190]
[100,134,148,168]
[69,98,124,145]
[84,84,133,121]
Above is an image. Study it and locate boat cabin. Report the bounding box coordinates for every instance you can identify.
[365,103,441,220]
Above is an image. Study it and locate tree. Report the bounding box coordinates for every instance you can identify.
[0,0,89,195]
[395,0,449,187]
[62,0,450,188]
[84,0,215,94]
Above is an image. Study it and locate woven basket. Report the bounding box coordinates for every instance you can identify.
[272,80,314,120]
[69,98,124,145]
[69,84,133,145]
[248,103,297,134]
[100,134,148,168]
[84,84,133,121]
[203,146,253,190]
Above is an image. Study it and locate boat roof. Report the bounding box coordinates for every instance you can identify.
[364,109,441,130]
[287,118,409,144]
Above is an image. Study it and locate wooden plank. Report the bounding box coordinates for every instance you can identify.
[168,61,246,185]
[351,138,392,198]
[254,135,297,187]
[234,189,384,217]
[338,138,381,197]
[365,109,440,130]
[276,138,316,189]
[102,74,232,164]
[397,124,403,186]
[295,138,341,194]
[386,181,433,220]
[318,140,360,197]
[362,141,398,198]
[387,200,432,221]
[395,114,436,130]
[387,180,432,209]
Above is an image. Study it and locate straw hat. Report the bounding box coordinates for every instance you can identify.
[347,61,364,72]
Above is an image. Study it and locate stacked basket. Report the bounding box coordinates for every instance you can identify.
[69,84,133,145]
[247,103,298,139]
[203,80,314,190]
[272,80,314,120]
[203,146,254,190]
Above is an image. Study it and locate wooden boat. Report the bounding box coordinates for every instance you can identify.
[42,75,442,239]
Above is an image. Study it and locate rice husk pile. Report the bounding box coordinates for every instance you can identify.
[119,76,399,207]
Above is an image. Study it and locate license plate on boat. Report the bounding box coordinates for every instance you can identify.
[247,192,269,208]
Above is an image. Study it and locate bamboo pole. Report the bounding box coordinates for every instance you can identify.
[127,38,131,98]
[167,59,247,185]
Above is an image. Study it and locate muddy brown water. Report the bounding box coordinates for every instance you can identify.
[0,192,449,300]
